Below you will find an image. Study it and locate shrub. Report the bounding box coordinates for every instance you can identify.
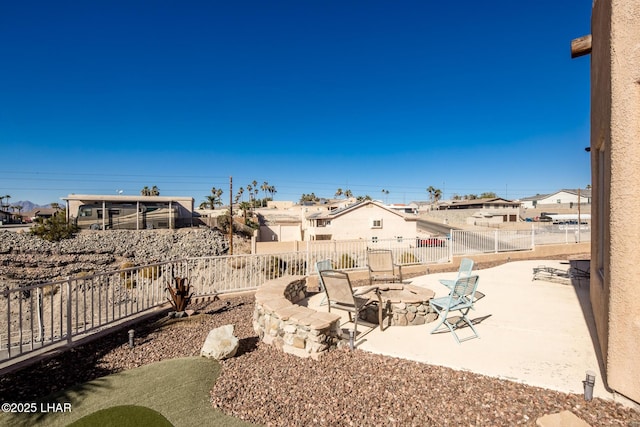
[337,253,356,269]
[265,256,286,279]
[119,261,136,288]
[30,211,78,242]
[399,252,418,264]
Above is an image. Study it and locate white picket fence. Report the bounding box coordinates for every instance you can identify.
[0,226,588,365]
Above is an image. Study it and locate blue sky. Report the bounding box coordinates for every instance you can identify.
[1,1,592,206]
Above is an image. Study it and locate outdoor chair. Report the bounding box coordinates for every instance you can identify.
[367,249,402,286]
[319,270,384,338]
[429,275,481,344]
[315,259,332,305]
[439,258,474,291]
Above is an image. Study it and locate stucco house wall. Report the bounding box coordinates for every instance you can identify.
[305,201,417,241]
[536,190,591,206]
[589,0,640,404]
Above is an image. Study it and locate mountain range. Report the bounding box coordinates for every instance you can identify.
[10,201,52,212]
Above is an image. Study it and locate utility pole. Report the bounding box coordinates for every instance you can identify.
[229,176,233,255]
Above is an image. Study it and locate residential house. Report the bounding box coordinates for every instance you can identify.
[304,200,417,241]
[579,0,640,405]
[434,197,521,224]
[520,189,592,209]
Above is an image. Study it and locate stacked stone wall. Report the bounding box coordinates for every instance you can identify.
[253,275,342,358]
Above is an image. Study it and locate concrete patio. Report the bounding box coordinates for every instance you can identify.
[307,259,613,401]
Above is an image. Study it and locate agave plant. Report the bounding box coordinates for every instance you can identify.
[166,277,192,312]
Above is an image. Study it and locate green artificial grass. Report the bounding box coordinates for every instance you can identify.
[67,405,173,427]
[0,357,257,427]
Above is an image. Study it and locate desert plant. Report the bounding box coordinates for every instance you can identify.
[140,265,160,280]
[399,252,418,264]
[119,261,136,288]
[337,253,356,269]
[166,277,192,312]
[30,210,78,242]
[41,284,60,297]
[265,256,286,279]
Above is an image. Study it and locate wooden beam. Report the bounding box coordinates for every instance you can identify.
[571,34,592,58]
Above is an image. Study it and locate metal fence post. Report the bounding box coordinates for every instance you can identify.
[531,224,535,249]
[449,229,454,261]
[66,277,72,345]
[494,230,499,253]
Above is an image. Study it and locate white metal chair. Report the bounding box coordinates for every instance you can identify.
[429,275,481,344]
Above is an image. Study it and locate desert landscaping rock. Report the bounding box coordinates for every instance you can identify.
[0,294,638,427]
[0,228,244,287]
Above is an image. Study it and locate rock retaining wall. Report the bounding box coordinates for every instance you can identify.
[253,275,342,358]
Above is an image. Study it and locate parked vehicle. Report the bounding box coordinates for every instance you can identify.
[416,237,446,247]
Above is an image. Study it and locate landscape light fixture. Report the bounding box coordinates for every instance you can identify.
[583,370,596,401]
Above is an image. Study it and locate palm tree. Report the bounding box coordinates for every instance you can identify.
[200,187,223,210]
[344,189,353,198]
[433,188,442,209]
[50,202,61,211]
[381,189,389,204]
[246,184,253,205]
[151,186,160,196]
[141,186,150,196]
[267,185,277,201]
[260,181,269,207]
[335,188,343,198]
[237,187,244,203]
[2,194,11,210]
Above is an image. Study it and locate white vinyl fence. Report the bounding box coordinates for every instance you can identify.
[0,226,588,365]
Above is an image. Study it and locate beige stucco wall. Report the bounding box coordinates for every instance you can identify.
[590,0,640,404]
[306,204,417,241]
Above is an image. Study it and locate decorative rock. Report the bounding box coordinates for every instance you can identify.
[200,324,239,360]
[536,410,591,427]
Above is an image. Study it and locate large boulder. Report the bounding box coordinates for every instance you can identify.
[200,324,239,360]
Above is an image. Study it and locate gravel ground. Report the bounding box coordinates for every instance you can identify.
[1,294,639,427]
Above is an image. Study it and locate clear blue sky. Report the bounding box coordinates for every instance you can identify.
[1,1,592,206]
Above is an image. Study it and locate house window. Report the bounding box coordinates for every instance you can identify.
[557,199,561,204]
[371,219,382,229]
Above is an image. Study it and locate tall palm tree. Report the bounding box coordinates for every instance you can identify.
[335,188,343,198]
[246,184,253,205]
[151,186,160,196]
[267,185,277,201]
[2,194,11,210]
[381,189,389,204]
[344,189,353,198]
[141,186,150,196]
[260,181,269,207]
[433,188,442,209]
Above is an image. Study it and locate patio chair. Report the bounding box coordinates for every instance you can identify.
[367,249,402,286]
[429,275,480,344]
[315,259,332,305]
[439,258,474,291]
[319,270,384,337]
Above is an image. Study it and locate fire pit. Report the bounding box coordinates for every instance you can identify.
[361,283,437,327]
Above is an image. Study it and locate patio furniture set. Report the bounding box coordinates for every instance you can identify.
[317,251,482,345]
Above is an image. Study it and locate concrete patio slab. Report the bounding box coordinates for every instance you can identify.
[308,260,612,401]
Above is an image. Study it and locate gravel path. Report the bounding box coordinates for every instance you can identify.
[1,294,638,427]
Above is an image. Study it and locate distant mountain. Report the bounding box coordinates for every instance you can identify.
[13,201,51,212]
